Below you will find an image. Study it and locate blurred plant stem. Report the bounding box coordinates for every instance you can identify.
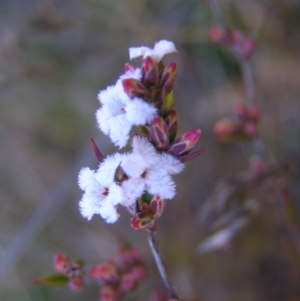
[147,227,179,299]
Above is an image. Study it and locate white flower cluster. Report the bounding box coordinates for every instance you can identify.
[96,40,176,148]
[78,136,184,223]
[78,40,182,223]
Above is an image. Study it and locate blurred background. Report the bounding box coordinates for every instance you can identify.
[0,0,300,300]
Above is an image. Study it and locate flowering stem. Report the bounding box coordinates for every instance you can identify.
[208,0,226,29]
[147,228,179,299]
[240,59,256,107]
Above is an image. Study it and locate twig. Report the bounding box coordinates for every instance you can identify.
[147,227,179,299]
[208,0,226,29]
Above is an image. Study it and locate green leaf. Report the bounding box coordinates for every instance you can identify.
[34,273,69,286]
[139,126,149,135]
[161,91,174,117]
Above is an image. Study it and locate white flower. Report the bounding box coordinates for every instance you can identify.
[78,167,108,221]
[78,155,126,223]
[129,40,177,61]
[96,79,156,148]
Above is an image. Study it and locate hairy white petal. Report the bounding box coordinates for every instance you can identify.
[96,153,124,186]
[98,203,119,223]
[152,40,177,61]
[146,168,176,199]
[131,135,158,165]
[126,98,157,125]
[157,153,184,175]
[78,167,95,190]
[129,40,177,61]
[121,178,145,206]
[129,46,152,60]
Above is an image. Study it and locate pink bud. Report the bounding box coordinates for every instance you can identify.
[160,62,177,99]
[150,116,170,151]
[53,253,70,274]
[69,276,84,292]
[130,266,146,282]
[232,30,256,60]
[90,261,119,283]
[244,122,257,137]
[131,212,153,230]
[208,27,233,45]
[142,56,159,85]
[150,195,166,219]
[248,106,259,122]
[235,103,248,120]
[213,118,241,138]
[122,78,148,99]
[168,129,201,156]
[165,110,178,143]
[120,273,137,292]
[100,286,120,301]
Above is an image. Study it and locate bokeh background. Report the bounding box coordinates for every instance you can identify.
[1,0,300,300]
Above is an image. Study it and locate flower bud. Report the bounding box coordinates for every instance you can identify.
[149,194,166,219]
[234,103,248,120]
[90,260,119,283]
[160,62,177,100]
[208,27,233,45]
[168,129,201,156]
[100,286,120,301]
[69,276,84,292]
[244,122,258,137]
[122,78,148,99]
[142,56,159,85]
[248,106,259,122]
[120,273,137,292]
[165,109,178,143]
[53,253,70,274]
[150,116,170,151]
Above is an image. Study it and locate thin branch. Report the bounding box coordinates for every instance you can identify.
[208,0,226,29]
[240,59,256,106]
[147,228,179,299]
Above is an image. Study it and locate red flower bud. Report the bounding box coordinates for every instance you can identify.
[208,27,233,45]
[165,109,178,143]
[234,103,248,120]
[244,122,258,137]
[120,273,137,292]
[160,62,177,99]
[122,78,148,99]
[100,286,120,301]
[131,212,153,230]
[168,129,201,156]
[69,276,84,292]
[150,116,170,151]
[53,253,70,274]
[131,195,166,230]
[90,260,119,283]
[142,56,159,85]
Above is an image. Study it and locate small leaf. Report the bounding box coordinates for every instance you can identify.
[161,91,174,117]
[34,273,69,286]
[91,138,104,163]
